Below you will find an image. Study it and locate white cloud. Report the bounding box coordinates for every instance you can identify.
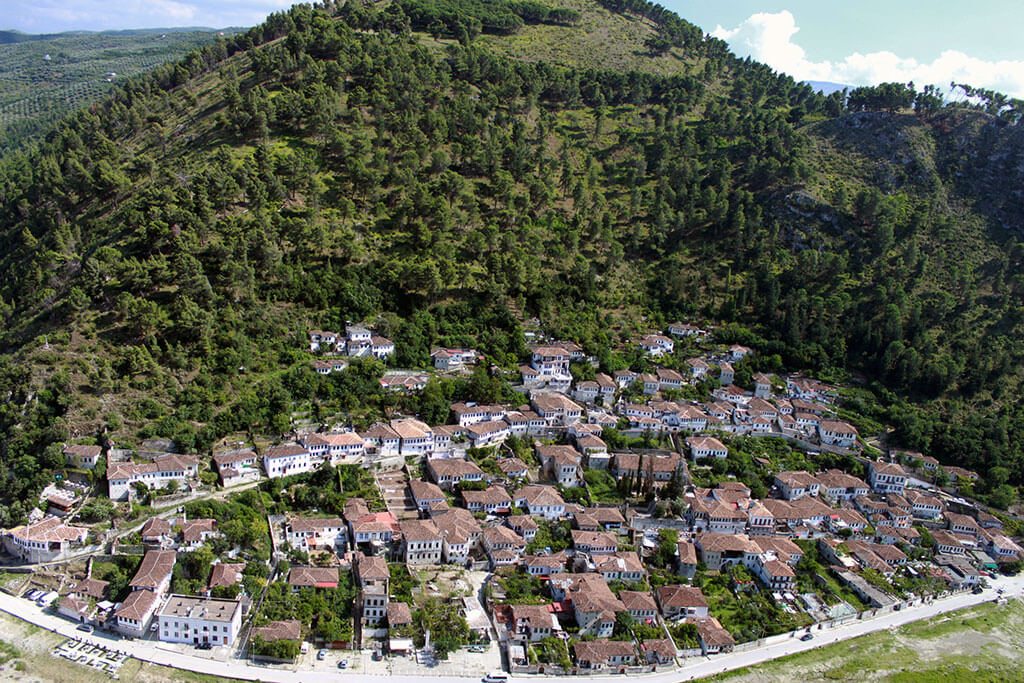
[712,10,1024,98]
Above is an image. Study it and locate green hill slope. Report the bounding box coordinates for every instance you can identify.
[0,1,1022,521]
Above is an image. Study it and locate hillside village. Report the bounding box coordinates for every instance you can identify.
[3,321,1021,676]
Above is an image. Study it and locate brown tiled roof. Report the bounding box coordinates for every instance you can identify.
[182,518,216,543]
[483,525,526,547]
[514,485,566,508]
[656,585,707,609]
[255,619,302,643]
[574,639,635,664]
[399,519,441,543]
[695,533,757,554]
[498,458,528,474]
[140,517,172,538]
[208,563,245,589]
[356,554,389,583]
[410,480,446,502]
[213,450,257,467]
[871,461,906,477]
[595,552,644,575]
[288,566,339,588]
[463,487,512,507]
[64,444,102,458]
[510,603,553,626]
[588,507,625,524]
[690,616,735,647]
[343,498,371,521]
[129,549,176,590]
[677,540,697,565]
[115,589,158,621]
[619,590,657,612]
[507,515,538,531]
[9,517,87,544]
[571,529,618,549]
[60,595,91,616]
[524,552,567,570]
[642,638,676,660]
[387,602,413,626]
[818,469,869,490]
[74,577,109,599]
[264,444,308,460]
[427,458,484,478]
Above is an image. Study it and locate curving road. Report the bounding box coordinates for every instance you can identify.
[1,572,1022,683]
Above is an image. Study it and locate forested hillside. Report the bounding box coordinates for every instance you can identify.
[0,0,1023,523]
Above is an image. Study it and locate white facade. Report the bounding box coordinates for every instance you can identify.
[263,446,312,479]
[158,595,242,647]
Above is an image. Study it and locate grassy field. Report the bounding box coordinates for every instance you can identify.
[415,0,699,77]
[0,609,231,682]
[711,599,1024,682]
[0,29,224,153]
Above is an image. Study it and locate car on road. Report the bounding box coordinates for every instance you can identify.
[483,672,509,683]
[469,645,487,653]
[973,586,984,594]
[76,624,94,633]
[196,642,213,650]
[338,659,348,669]
[317,649,328,660]
[800,633,814,641]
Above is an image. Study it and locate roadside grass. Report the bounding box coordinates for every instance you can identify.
[711,599,1024,682]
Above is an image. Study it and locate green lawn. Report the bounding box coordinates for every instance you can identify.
[712,599,1024,682]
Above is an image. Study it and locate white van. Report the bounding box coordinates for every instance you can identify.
[483,672,509,683]
[36,591,59,608]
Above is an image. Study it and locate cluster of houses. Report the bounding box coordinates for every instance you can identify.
[56,541,245,648]
[6,321,1021,673]
[309,325,395,359]
[265,412,1021,671]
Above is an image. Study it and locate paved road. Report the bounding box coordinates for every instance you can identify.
[1,573,1022,683]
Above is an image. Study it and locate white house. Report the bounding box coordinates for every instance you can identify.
[285,517,348,552]
[3,517,88,564]
[63,444,102,469]
[687,436,728,460]
[513,486,566,519]
[868,461,907,494]
[638,334,674,357]
[531,393,583,426]
[818,421,859,448]
[262,445,311,479]
[668,322,707,338]
[107,454,199,501]
[158,595,243,647]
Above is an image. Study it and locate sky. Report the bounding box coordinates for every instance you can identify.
[668,0,1024,97]
[4,0,1024,97]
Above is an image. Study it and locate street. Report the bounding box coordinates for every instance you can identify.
[0,572,1021,683]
